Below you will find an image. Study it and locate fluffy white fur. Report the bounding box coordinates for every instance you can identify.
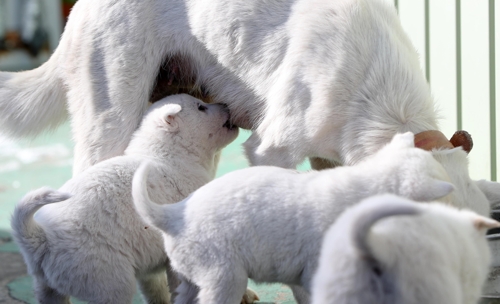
[10,94,240,304]
[312,194,498,304]
[131,133,455,304]
[0,0,498,215]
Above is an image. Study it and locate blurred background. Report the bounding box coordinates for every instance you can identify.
[0,0,70,71]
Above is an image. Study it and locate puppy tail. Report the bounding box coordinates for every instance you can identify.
[351,194,421,261]
[0,50,68,138]
[11,187,71,253]
[132,161,171,231]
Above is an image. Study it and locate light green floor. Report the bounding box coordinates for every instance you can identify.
[0,123,309,303]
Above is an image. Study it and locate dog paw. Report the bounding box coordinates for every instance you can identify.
[241,288,260,303]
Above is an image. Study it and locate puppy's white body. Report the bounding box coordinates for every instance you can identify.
[1,0,498,214]
[312,194,495,304]
[132,133,456,304]
[10,94,239,304]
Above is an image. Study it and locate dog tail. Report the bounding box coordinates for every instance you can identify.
[11,187,71,254]
[132,161,175,232]
[350,194,421,260]
[0,50,68,138]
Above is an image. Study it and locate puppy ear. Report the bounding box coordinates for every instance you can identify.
[476,180,500,209]
[471,214,500,231]
[415,180,454,202]
[390,132,415,148]
[163,104,182,131]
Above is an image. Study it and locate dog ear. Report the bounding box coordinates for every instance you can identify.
[163,104,182,131]
[475,180,500,209]
[389,132,415,149]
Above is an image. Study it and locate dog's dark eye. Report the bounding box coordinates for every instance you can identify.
[198,104,207,112]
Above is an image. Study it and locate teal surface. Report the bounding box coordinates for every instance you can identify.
[0,123,307,303]
[7,276,145,304]
[7,276,296,304]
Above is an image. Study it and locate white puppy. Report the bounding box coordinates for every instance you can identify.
[10,94,241,304]
[0,0,498,215]
[131,132,455,304]
[312,194,498,304]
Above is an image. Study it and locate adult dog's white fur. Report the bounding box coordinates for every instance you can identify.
[131,133,456,304]
[1,0,499,214]
[10,94,240,304]
[312,194,498,304]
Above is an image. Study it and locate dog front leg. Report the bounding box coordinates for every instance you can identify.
[243,132,302,168]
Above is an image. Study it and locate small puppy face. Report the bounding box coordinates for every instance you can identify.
[170,94,239,150]
[133,94,239,155]
[431,149,499,217]
[359,132,454,202]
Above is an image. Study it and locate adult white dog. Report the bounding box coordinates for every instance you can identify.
[131,133,456,304]
[10,94,246,304]
[312,194,498,304]
[0,0,499,214]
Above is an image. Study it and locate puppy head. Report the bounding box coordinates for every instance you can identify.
[431,149,498,217]
[366,200,495,304]
[361,132,454,202]
[127,94,238,158]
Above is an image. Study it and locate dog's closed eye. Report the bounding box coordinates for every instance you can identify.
[198,104,207,112]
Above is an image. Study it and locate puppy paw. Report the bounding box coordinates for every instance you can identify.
[241,288,260,303]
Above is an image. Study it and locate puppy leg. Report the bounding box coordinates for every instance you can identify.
[290,285,310,304]
[86,270,137,304]
[138,272,171,304]
[33,277,71,304]
[174,279,199,304]
[196,272,248,304]
[241,287,259,304]
[87,288,136,304]
[166,259,182,301]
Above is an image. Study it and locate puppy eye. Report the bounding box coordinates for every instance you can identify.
[198,104,207,112]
